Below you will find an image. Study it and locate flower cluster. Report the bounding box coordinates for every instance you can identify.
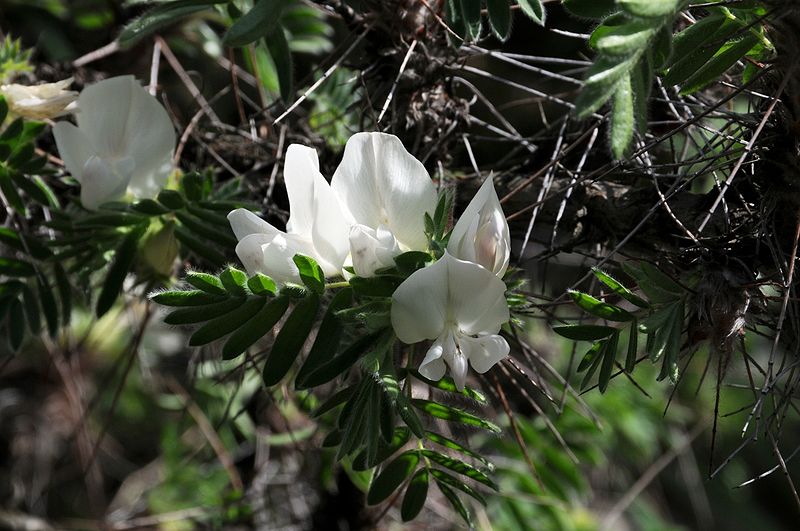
[230,132,512,390]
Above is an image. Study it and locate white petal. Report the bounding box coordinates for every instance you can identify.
[79,156,131,209]
[448,177,510,277]
[284,144,321,237]
[53,121,96,182]
[332,132,436,250]
[391,254,449,344]
[442,252,509,336]
[234,232,311,284]
[349,224,399,277]
[77,76,175,194]
[418,339,447,381]
[227,208,281,240]
[462,334,509,374]
[447,348,469,391]
[309,168,349,276]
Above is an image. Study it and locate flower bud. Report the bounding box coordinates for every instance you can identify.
[447,178,510,277]
[1,78,77,120]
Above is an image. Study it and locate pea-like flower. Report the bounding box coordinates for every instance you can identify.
[391,251,510,390]
[53,76,176,209]
[331,132,437,276]
[228,144,349,284]
[447,177,510,277]
[1,78,77,120]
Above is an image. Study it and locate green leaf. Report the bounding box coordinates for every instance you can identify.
[21,284,40,333]
[175,225,228,267]
[75,212,147,228]
[591,20,656,56]
[264,27,294,102]
[349,275,404,298]
[401,469,429,522]
[222,296,290,359]
[406,368,488,404]
[663,15,739,86]
[598,329,620,393]
[151,290,224,307]
[312,385,356,418]
[96,226,145,317]
[118,0,224,47]
[0,174,25,213]
[679,33,760,95]
[425,431,492,467]
[223,0,289,47]
[486,0,511,41]
[592,267,649,309]
[353,427,411,471]
[7,298,25,351]
[577,341,604,372]
[610,72,635,159]
[0,257,35,277]
[618,0,679,18]
[188,297,266,345]
[37,274,58,337]
[396,390,425,439]
[157,189,185,210]
[518,0,545,25]
[394,251,432,275]
[567,290,635,321]
[574,54,640,118]
[638,262,683,295]
[295,288,352,386]
[293,254,325,295]
[366,451,420,505]
[437,481,471,526]
[420,450,497,490]
[219,266,248,296]
[159,299,243,325]
[247,273,278,296]
[562,0,615,19]
[431,469,486,505]
[552,324,616,341]
[656,301,683,382]
[185,272,227,295]
[459,0,482,41]
[297,330,386,389]
[580,343,605,390]
[0,97,7,123]
[625,319,639,373]
[411,399,501,433]
[131,199,171,215]
[53,263,71,326]
[174,211,238,249]
[263,292,320,386]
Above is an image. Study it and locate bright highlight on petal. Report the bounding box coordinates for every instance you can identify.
[448,177,511,277]
[391,252,510,390]
[332,132,437,255]
[52,76,176,209]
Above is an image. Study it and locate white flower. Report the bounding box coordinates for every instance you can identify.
[447,177,510,277]
[391,251,510,390]
[332,132,437,275]
[52,76,176,210]
[228,144,349,284]
[1,78,77,119]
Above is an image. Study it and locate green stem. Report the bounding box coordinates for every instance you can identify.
[324,280,350,289]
